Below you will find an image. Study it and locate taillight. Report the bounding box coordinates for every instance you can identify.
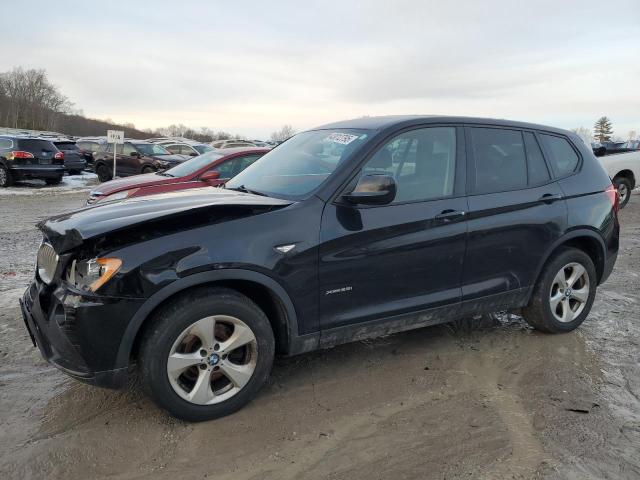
[54,152,64,160]
[9,150,34,159]
[605,184,620,213]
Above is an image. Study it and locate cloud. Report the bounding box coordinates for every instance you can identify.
[0,0,638,137]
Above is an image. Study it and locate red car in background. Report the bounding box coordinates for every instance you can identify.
[86,147,268,205]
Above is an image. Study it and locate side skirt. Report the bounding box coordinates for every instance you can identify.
[288,287,531,354]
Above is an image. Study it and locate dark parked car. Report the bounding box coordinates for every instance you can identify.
[52,140,87,174]
[86,147,267,204]
[76,138,107,168]
[93,140,190,182]
[0,136,65,187]
[591,142,606,157]
[21,116,619,421]
[602,141,631,155]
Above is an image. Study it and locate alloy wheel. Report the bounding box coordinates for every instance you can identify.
[166,315,258,405]
[618,183,628,204]
[549,262,590,323]
[0,167,6,186]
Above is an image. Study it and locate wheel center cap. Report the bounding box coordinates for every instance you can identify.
[565,288,572,297]
[208,353,220,366]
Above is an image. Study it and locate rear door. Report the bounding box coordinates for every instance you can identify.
[462,126,567,308]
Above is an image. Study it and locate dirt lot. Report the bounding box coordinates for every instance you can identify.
[0,186,639,480]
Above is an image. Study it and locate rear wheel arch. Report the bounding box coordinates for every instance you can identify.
[613,169,636,189]
[530,231,606,299]
[120,269,299,369]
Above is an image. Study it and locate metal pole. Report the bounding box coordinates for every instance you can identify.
[113,142,117,179]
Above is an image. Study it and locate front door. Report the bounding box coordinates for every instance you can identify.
[318,126,468,332]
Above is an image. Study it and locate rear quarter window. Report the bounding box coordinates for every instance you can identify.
[540,134,580,177]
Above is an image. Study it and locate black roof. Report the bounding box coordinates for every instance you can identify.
[315,115,572,136]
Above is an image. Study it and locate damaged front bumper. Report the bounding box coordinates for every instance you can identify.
[20,279,145,389]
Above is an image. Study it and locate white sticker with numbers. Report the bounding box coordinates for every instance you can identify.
[326,132,359,145]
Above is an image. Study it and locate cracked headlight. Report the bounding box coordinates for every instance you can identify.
[67,257,122,292]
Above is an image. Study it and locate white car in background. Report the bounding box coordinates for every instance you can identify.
[598,151,639,208]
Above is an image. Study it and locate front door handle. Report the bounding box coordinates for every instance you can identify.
[539,193,562,203]
[435,209,466,223]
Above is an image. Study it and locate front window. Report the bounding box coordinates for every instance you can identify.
[164,151,225,177]
[226,129,371,199]
[134,143,170,155]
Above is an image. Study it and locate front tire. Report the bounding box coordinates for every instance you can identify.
[96,163,112,182]
[613,176,632,209]
[139,287,275,422]
[522,248,597,333]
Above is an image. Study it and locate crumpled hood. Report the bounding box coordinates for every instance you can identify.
[39,187,292,252]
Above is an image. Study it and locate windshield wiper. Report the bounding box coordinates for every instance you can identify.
[226,184,267,196]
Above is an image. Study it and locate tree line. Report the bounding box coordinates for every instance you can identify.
[573,116,637,145]
[0,67,293,142]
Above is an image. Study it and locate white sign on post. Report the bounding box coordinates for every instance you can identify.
[106,130,124,179]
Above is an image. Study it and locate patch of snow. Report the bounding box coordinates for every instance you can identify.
[0,173,98,196]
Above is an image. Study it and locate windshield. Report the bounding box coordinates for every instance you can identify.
[226,129,370,199]
[135,143,170,155]
[165,150,225,177]
[194,144,214,154]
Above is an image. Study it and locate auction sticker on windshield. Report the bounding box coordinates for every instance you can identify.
[326,132,359,145]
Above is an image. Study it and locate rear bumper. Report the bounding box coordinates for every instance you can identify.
[64,160,87,172]
[20,279,144,389]
[10,165,64,179]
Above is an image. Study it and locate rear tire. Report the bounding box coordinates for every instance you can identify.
[0,165,12,187]
[138,287,275,422]
[68,169,82,176]
[522,248,597,333]
[45,176,62,185]
[613,176,632,209]
[96,164,112,182]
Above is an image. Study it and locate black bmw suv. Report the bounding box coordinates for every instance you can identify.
[20,116,619,421]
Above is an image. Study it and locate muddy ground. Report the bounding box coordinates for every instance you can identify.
[0,185,638,480]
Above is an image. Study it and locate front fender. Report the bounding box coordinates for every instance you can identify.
[114,268,305,369]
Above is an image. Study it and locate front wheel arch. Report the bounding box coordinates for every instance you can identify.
[118,269,302,369]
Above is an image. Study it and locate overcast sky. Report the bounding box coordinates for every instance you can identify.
[2,0,639,138]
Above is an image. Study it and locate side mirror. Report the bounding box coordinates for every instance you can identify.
[128,151,140,158]
[342,174,396,205]
[201,171,221,184]
[189,151,199,157]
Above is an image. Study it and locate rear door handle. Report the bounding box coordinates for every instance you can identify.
[435,209,466,223]
[539,193,563,203]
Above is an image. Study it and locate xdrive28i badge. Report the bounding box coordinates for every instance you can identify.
[325,286,353,295]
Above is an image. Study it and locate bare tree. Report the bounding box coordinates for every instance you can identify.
[0,67,71,130]
[572,127,593,144]
[270,124,296,143]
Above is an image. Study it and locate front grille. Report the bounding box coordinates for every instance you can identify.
[37,243,59,284]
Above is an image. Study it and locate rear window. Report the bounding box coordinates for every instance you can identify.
[17,139,57,152]
[523,132,550,185]
[540,134,580,177]
[470,128,527,194]
[54,142,79,151]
